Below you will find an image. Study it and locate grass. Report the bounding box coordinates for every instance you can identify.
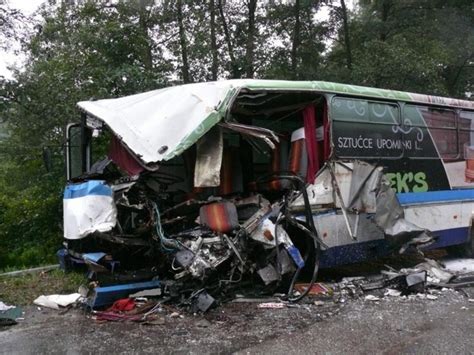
[0,269,86,306]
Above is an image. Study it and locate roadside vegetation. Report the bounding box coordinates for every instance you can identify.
[0,269,85,305]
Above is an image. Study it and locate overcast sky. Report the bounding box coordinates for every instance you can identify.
[0,0,45,78]
[1,0,355,79]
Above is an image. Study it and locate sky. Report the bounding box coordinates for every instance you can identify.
[0,0,45,78]
[0,0,356,79]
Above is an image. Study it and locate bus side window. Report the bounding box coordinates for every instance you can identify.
[331,96,402,159]
[332,97,399,124]
[459,110,474,160]
[404,105,457,160]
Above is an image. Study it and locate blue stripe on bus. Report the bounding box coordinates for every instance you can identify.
[64,180,112,199]
[397,190,474,205]
[319,226,470,268]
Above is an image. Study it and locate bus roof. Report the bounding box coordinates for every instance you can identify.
[236,80,473,110]
[77,79,473,165]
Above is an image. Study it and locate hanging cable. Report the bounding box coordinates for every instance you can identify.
[256,171,322,302]
[151,201,181,252]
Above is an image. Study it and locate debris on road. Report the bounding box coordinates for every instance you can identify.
[0,301,16,312]
[33,293,82,310]
[257,302,286,309]
[364,295,380,302]
[0,301,23,327]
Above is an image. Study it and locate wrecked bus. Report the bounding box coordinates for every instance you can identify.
[62,80,474,302]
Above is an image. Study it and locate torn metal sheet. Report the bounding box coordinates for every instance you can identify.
[347,161,382,213]
[77,81,239,164]
[375,177,433,250]
[63,180,117,240]
[292,161,433,251]
[194,126,223,187]
[219,122,279,149]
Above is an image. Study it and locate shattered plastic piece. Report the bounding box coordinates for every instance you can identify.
[0,301,15,311]
[383,268,427,294]
[129,288,162,298]
[192,291,215,313]
[364,295,380,301]
[384,289,401,297]
[406,271,427,288]
[33,293,82,309]
[257,265,280,285]
[414,259,453,284]
[257,302,285,309]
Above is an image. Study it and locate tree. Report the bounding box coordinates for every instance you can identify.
[263,0,326,80]
[0,0,171,268]
[322,0,473,98]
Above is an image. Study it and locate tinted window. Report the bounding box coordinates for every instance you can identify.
[332,97,399,124]
[404,105,455,128]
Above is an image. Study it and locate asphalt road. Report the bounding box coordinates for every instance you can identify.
[1,286,473,354]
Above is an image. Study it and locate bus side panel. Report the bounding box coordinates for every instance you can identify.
[330,96,474,250]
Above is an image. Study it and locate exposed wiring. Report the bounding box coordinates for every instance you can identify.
[151,201,181,252]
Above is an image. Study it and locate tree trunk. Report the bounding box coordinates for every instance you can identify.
[177,0,191,83]
[380,0,391,41]
[138,6,153,71]
[340,0,352,70]
[245,0,257,78]
[291,0,301,79]
[218,0,239,78]
[210,0,218,81]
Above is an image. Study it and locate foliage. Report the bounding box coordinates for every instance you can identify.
[0,0,472,269]
[0,269,86,306]
[322,0,473,97]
